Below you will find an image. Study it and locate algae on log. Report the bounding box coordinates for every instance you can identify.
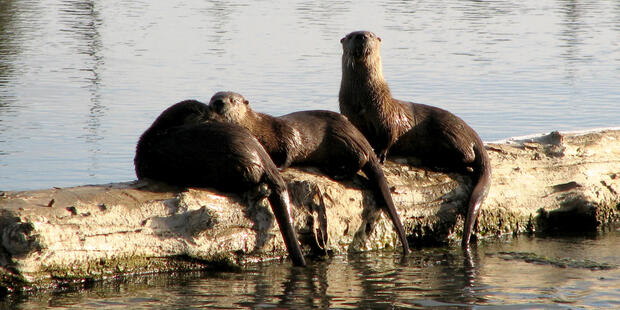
[1,129,619,290]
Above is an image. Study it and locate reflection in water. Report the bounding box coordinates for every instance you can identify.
[0,2,13,156]
[59,0,106,176]
[3,230,619,308]
[294,1,352,40]
[0,0,28,108]
[0,1,17,91]
[200,1,246,57]
[0,0,32,160]
[560,0,587,81]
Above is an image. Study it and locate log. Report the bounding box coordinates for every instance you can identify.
[1,129,619,291]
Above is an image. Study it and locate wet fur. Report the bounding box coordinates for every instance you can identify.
[339,31,492,247]
[208,92,410,254]
[134,100,306,266]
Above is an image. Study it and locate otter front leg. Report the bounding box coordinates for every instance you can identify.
[376,149,388,164]
[278,153,294,171]
[371,131,394,164]
[372,143,389,164]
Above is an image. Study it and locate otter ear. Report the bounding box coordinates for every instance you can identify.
[377,36,382,42]
[340,36,345,43]
[243,99,249,105]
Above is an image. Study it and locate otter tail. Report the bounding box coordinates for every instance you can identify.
[461,142,492,248]
[362,157,410,255]
[263,167,307,267]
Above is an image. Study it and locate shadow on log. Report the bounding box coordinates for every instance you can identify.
[1,129,619,291]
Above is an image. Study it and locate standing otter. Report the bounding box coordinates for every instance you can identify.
[207,91,410,255]
[134,100,306,266]
[339,31,491,248]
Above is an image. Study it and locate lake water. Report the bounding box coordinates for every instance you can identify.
[0,0,619,308]
[3,226,619,309]
[0,0,618,191]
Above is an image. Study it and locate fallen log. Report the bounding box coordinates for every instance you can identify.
[1,129,619,291]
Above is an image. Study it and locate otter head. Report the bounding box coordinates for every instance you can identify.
[341,30,382,60]
[207,91,251,124]
[148,100,212,132]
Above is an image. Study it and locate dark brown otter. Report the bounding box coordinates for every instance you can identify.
[134,100,306,266]
[339,30,491,248]
[207,91,410,255]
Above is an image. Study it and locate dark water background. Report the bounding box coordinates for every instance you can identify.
[1,0,619,308]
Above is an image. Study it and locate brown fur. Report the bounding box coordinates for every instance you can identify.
[134,100,306,266]
[339,31,492,247]
[207,91,410,254]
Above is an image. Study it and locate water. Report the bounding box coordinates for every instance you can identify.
[3,227,619,309]
[0,0,618,191]
[0,0,619,308]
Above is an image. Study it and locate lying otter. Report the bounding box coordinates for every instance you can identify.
[134,100,306,266]
[339,30,491,248]
[207,91,410,255]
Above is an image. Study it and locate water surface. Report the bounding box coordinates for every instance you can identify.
[0,1,619,308]
[3,227,619,309]
[0,0,618,190]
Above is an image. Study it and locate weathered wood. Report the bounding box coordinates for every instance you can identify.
[1,129,619,291]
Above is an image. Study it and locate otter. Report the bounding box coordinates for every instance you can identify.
[207,91,410,255]
[339,30,491,248]
[134,100,306,266]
